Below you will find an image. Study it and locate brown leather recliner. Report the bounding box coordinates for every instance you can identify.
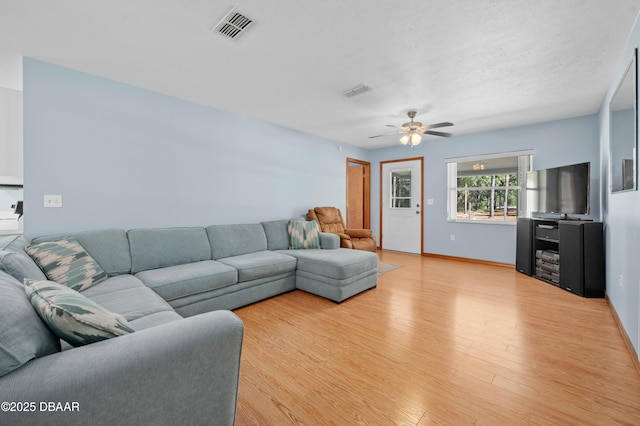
[306,206,377,252]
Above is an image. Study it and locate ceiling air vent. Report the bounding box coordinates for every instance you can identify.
[341,83,372,98]
[212,8,256,41]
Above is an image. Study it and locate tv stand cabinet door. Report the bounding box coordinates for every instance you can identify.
[583,222,605,297]
[559,221,584,296]
[516,218,534,276]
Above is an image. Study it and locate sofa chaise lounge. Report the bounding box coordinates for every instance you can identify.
[0,218,378,425]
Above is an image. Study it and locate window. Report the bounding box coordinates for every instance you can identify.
[447,151,532,223]
[390,170,412,208]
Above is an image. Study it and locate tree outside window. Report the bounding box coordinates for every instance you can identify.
[456,173,518,221]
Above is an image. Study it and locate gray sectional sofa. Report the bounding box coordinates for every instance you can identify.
[0,218,378,425]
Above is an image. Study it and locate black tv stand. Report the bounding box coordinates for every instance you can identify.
[516,217,604,297]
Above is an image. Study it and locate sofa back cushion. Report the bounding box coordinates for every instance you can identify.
[128,227,211,273]
[0,271,60,378]
[0,236,47,282]
[262,219,301,251]
[0,235,29,252]
[31,229,132,276]
[206,224,267,259]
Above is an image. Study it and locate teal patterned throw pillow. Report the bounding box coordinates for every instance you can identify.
[288,220,321,249]
[26,238,107,291]
[24,279,134,347]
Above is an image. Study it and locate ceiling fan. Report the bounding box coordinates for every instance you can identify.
[369,110,453,147]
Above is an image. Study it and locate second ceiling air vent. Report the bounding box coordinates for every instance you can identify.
[212,8,256,41]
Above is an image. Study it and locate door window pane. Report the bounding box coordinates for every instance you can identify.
[391,170,411,208]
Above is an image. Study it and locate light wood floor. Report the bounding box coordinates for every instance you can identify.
[233,251,640,425]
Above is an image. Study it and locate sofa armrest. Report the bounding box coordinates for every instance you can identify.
[344,229,374,239]
[336,233,354,249]
[319,232,340,249]
[0,310,243,426]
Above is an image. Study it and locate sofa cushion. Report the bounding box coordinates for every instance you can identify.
[217,251,297,282]
[26,239,107,291]
[0,235,28,251]
[81,275,175,321]
[262,219,301,250]
[0,271,60,378]
[288,220,321,249]
[280,248,378,280]
[0,236,48,282]
[24,279,134,347]
[0,249,48,282]
[207,224,267,259]
[31,229,132,276]
[319,232,340,249]
[135,260,238,302]
[79,273,147,296]
[128,227,211,274]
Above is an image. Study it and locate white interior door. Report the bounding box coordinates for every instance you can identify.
[381,159,422,254]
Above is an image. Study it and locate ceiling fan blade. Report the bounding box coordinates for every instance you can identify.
[385,124,400,128]
[369,130,403,138]
[424,122,454,130]
[424,130,453,138]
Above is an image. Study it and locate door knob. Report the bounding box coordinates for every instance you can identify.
[416,210,420,214]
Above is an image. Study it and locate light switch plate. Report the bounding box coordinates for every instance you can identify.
[44,195,62,208]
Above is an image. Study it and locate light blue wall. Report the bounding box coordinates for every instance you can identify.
[21,59,603,265]
[22,59,369,239]
[598,14,640,354]
[369,114,600,264]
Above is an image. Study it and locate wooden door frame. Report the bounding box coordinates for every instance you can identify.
[346,158,371,229]
[379,157,424,253]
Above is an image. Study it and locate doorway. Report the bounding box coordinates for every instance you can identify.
[380,157,423,254]
[346,158,371,229]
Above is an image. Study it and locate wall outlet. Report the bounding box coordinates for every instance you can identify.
[44,195,62,208]
[427,198,434,205]
[619,274,624,289]
[450,234,455,241]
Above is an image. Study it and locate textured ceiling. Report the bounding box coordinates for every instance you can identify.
[1,0,639,149]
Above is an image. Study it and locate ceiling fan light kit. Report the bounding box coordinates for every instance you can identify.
[400,131,422,147]
[369,110,453,146]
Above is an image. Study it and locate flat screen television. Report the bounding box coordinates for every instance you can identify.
[526,162,590,216]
